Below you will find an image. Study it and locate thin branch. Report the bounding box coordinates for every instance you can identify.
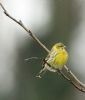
[0,2,49,53]
[44,59,85,92]
[0,2,85,93]
[63,65,85,92]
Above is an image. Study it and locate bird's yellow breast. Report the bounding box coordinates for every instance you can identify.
[49,48,68,70]
[54,51,68,66]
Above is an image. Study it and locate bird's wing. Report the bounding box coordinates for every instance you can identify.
[45,49,57,63]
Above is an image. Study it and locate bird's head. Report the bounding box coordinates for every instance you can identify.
[52,42,66,50]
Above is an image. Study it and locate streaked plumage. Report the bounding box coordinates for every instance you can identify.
[36,42,68,78]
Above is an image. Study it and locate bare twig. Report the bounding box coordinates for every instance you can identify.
[63,65,85,92]
[24,57,42,61]
[0,2,85,93]
[0,2,49,53]
[43,59,85,92]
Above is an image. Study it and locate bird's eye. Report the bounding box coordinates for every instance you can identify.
[58,45,63,48]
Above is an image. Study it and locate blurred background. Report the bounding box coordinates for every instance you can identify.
[0,0,85,100]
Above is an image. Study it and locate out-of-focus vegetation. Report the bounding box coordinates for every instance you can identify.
[0,0,85,100]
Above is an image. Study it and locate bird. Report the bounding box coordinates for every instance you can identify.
[36,42,68,78]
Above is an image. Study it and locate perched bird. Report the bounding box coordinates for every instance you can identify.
[36,42,68,78]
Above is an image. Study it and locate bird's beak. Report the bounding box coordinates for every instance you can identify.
[64,46,66,48]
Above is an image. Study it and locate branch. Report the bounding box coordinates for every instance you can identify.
[43,59,85,92]
[0,2,49,53]
[63,65,85,92]
[0,2,85,93]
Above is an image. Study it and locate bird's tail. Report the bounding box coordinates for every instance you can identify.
[36,67,47,78]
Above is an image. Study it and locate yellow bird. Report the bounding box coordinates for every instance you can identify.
[36,42,68,78]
